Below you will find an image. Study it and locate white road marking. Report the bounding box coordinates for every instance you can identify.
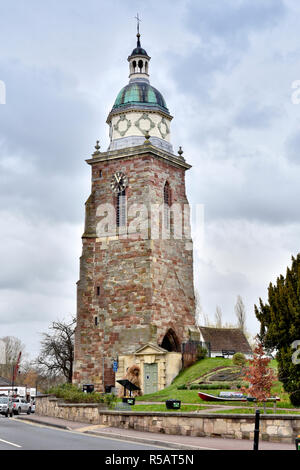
[11,418,169,449]
[0,437,22,448]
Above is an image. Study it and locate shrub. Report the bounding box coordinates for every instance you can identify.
[177,384,187,390]
[289,390,300,407]
[47,383,117,408]
[198,383,231,390]
[232,352,246,366]
[190,384,201,390]
[197,346,207,361]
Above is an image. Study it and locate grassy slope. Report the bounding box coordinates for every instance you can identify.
[136,358,232,404]
[136,357,297,409]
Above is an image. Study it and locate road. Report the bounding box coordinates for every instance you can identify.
[0,416,167,450]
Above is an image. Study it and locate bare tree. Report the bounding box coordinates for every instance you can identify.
[195,289,203,326]
[0,336,26,380]
[235,295,246,333]
[37,317,76,383]
[203,313,211,327]
[215,306,223,328]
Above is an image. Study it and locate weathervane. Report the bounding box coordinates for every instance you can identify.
[134,13,141,35]
[134,13,142,46]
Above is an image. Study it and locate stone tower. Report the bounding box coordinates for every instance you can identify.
[73,32,197,392]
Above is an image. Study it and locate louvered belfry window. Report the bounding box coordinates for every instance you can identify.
[164,182,171,229]
[116,189,126,227]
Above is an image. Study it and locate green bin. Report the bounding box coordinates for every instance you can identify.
[166,399,181,410]
[295,437,300,450]
[122,397,135,405]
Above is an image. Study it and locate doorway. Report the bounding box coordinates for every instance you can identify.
[143,363,158,395]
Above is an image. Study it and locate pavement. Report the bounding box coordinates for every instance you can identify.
[15,414,296,450]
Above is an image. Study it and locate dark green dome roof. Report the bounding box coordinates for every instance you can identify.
[130,46,148,57]
[112,81,169,114]
[130,33,149,57]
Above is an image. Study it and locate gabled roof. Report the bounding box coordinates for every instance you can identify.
[0,376,11,386]
[135,343,168,355]
[199,327,253,355]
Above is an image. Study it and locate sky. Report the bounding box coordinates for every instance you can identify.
[0,0,300,359]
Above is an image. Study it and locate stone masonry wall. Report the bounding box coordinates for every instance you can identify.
[73,150,196,390]
[36,395,300,444]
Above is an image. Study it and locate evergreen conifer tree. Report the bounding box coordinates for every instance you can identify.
[255,254,300,404]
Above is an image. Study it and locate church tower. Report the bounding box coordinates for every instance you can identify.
[73,30,197,392]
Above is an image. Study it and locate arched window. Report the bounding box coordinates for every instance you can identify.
[161,329,180,352]
[116,189,126,227]
[138,59,143,72]
[164,182,171,229]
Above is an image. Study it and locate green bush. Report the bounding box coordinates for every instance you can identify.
[177,384,187,390]
[47,383,117,408]
[198,383,231,390]
[197,346,208,361]
[190,384,201,390]
[289,390,300,407]
[232,352,246,366]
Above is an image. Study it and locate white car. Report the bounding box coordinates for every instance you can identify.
[31,401,35,413]
[12,397,31,415]
[0,396,13,417]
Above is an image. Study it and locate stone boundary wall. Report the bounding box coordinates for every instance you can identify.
[36,395,300,444]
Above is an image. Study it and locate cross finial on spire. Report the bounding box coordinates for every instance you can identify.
[134,13,141,35]
[134,13,142,47]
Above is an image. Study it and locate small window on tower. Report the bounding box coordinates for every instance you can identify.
[99,170,103,178]
[94,316,98,326]
[164,182,171,229]
[96,286,100,296]
[116,189,127,227]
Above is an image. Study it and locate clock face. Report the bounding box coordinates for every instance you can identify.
[110,171,128,193]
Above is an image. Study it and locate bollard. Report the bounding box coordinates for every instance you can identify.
[253,409,260,450]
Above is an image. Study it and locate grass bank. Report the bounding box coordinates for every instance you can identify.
[135,357,298,410]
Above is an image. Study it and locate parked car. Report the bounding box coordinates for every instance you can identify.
[31,401,35,413]
[12,397,31,415]
[0,396,13,417]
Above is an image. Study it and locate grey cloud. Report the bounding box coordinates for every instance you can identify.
[185,0,286,42]
[0,59,100,224]
[0,59,99,174]
[285,130,300,165]
[187,150,300,225]
[169,0,286,97]
[233,103,282,129]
